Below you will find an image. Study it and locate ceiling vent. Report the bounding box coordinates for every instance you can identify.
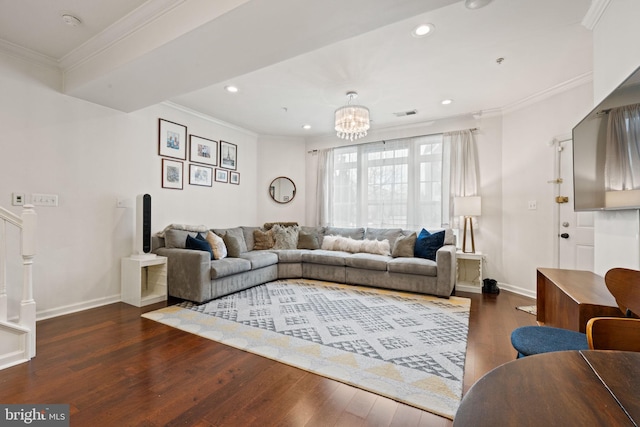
[393,109,417,117]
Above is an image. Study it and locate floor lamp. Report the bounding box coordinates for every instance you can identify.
[454,196,481,253]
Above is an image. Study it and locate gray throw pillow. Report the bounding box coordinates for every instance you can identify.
[223,233,242,257]
[392,232,417,258]
[297,230,320,249]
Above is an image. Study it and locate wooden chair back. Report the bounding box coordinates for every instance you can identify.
[604,267,640,317]
[587,317,640,351]
[587,268,640,351]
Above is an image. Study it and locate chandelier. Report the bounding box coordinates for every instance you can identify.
[334,91,370,141]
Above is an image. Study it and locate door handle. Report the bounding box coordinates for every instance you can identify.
[560,233,569,239]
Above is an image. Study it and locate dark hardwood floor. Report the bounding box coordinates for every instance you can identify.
[0,289,537,426]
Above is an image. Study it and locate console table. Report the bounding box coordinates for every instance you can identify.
[454,350,640,426]
[536,268,622,333]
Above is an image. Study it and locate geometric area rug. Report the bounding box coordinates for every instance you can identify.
[142,279,471,419]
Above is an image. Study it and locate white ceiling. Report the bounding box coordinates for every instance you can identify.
[0,0,593,138]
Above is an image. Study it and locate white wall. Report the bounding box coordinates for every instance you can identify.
[500,83,593,296]
[256,135,306,225]
[0,53,259,319]
[591,0,640,275]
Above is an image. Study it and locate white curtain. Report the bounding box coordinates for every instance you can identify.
[316,148,334,226]
[605,103,640,190]
[446,130,479,227]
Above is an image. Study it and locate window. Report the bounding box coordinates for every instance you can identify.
[330,134,446,229]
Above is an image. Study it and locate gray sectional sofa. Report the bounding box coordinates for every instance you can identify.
[152,225,456,304]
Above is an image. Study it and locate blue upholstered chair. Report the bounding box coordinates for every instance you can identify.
[511,268,640,358]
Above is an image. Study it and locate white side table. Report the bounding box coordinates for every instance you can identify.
[121,255,168,307]
[456,250,485,293]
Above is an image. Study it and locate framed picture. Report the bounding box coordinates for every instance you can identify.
[215,168,229,183]
[220,141,237,170]
[158,119,187,160]
[162,159,183,189]
[230,171,240,185]
[189,164,213,187]
[189,135,217,166]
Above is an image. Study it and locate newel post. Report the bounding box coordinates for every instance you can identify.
[20,204,37,359]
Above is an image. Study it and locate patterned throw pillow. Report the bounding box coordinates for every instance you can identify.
[272,224,299,249]
[253,229,275,250]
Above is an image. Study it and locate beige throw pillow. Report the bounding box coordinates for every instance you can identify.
[205,231,227,260]
[253,229,275,250]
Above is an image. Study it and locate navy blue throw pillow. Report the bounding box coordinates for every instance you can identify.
[414,228,445,261]
[186,233,214,259]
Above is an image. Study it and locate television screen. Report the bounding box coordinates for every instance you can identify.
[572,66,640,211]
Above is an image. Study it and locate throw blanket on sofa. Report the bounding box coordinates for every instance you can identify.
[155,223,210,238]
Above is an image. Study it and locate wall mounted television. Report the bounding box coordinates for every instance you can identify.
[573,65,640,211]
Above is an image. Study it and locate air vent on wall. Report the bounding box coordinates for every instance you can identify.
[393,110,417,117]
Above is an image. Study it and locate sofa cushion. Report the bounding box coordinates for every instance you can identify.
[253,229,275,250]
[239,251,278,269]
[302,249,349,266]
[365,228,403,248]
[344,253,390,271]
[242,226,260,251]
[164,229,197,249]
[388,257,437,276]
[392,232,417,258]
[272,224,299,249]
[324,227,365,240]
[270,249,311,263]
[205,231,227,260]
[414,229,445,261]
[210,258,252,279]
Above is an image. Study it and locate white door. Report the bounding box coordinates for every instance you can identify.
[555,139,595,270]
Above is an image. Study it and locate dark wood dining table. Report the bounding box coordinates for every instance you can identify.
[453,350,640,426]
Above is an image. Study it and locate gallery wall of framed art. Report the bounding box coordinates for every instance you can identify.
[157,118,241,190]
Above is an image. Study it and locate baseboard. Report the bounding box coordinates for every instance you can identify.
[497,282,536,299]
[0,350,29,370]
[36,294,122,321]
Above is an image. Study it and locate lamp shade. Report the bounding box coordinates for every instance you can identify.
[454,196,481,216]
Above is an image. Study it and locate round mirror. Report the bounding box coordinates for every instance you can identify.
[269,176,296,204]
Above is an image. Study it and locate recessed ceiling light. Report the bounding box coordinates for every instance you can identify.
[302,124,311,130]
[61,14,82,27]
[411,23,435,38]
[464,0,493,9]
[224,85,239,93]
[441,99,453,105]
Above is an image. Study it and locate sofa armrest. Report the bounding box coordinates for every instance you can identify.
[435,244,456,296]
[154,247,211,302]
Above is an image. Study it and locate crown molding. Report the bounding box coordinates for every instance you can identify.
[501,72,593,115]
[581,0,611,30]
[163,101,258,138]
[0,39,59,70]
[60,0,186,72]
